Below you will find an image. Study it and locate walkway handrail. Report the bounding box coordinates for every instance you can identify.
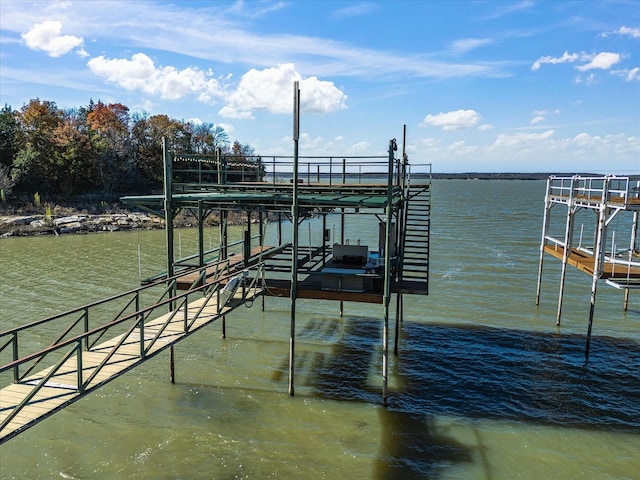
[0,261,268,437]
[0,264,261,379]
[0,254,259,375]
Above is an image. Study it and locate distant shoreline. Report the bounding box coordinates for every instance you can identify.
[429,172,599,180]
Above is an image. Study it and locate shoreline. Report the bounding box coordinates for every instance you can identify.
[0,210,255,238]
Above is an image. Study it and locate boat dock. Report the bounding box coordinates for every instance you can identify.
[536,175,640,358]
[1,119,431,442]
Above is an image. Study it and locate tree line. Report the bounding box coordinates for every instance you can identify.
[0,99,256,202]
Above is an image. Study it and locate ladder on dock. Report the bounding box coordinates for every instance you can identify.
[397,184,431,294]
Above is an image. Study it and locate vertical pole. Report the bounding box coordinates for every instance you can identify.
[244,212,251,268]
[382,138,397,406]
[556,177,576,325]
[259,208,264,247]
[624,210,638,310]
[394,294,400,355]
[220,210,228,260]
[170,344,175,383]
[289,81,301,396]
[585,178,610,361]
[198,200,204,267]
[163,138,175,311]
[536,177,552,305]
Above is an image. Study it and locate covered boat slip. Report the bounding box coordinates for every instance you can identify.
[122,139,431,405]
[536,175,640,358]
[1,137,432,441]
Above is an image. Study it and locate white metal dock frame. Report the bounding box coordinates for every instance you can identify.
[535,175,640,359]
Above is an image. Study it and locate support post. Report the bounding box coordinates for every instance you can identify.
[163,137,175,312]
[220,210,228,260]
[382,138,397,406]
[624,210,638,310]
[394,294,400,355]
[198,200,204,267]
[536,177,552,305]
[244,215,251,268]
[289,81,301,396]
[586,191,610,361]
[170,344,175,383]
[556,177,576,326]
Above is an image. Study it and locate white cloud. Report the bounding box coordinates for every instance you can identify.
[21,20,84,57]
[494,130,555,149]
[349,141,371,153]
[603,26,640,39]
[332,3,377,19]
[218,123,235,135]
[451,38,493,54]
[620,67,640,81]
[422,110,482,131]
[87,53,223,100]
[530,116,545,124]
[218,63,347,119]
[576,52,621,71]
[532,51,621,72]
[531,51,579,70]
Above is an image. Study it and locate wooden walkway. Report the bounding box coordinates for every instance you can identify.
[0,284,262,444]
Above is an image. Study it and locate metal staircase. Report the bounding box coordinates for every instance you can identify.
[397,184,431,294]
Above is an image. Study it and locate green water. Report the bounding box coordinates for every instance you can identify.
[1,180,638,479]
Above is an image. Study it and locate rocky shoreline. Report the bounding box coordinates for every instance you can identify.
[0,212,168,237]
[0,208,269,238]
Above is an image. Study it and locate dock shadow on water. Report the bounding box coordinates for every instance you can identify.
[305,317,640,479]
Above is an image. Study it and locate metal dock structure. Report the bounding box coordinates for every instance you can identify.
[535,175,640,358]
[1,121,431,442]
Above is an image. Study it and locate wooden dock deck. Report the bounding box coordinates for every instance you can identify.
[543,245,640,282]
[0,286,262,444]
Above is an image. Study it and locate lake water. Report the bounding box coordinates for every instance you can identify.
[1,180,638,479]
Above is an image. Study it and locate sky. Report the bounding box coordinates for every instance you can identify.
[1,0,639,174]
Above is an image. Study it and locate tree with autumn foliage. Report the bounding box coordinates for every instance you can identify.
[0,97,256,202]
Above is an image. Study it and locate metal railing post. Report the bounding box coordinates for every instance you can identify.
[12,331,19,382]
[77,340,84,393]
[83,307,89,351]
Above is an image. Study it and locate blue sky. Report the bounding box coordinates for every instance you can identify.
[1,0,638,173]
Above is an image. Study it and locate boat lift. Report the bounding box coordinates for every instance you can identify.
[535,175,640,359]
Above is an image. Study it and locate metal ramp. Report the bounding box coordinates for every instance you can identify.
[0,264,265,444]
[396,184,431,294]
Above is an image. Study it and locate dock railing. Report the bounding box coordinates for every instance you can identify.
[548,175,640,207]
[172,154,432,191]
[0,257,264,389]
